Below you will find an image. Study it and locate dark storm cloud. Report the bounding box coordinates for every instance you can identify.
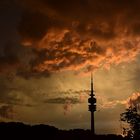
[13,0,140,76]
[0,0,21,75]
[16,69,51,79]
[0,41,33,78]
[0,42,51,79]
[45,97,80,104]
[18,0,140,38]
[0,42,20,74]
[18,11,52,41]
[1,0,140,77]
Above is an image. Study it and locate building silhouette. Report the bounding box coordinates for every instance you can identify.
[88,73,96,135]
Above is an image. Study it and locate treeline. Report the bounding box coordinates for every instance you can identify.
[0,122,134,140]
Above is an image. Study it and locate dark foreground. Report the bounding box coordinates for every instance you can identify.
[0,122,137,140]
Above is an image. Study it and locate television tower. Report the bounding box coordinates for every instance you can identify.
[88,73,96,134]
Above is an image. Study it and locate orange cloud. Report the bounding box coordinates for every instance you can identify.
[97,92,140,110]
[126,92,140,110]
[1,0,140,78]
[26,29,140,75]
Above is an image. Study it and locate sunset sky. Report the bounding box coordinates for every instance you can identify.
[1,0,140,134]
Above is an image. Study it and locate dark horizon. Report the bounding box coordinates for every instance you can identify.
[0,121,124,140]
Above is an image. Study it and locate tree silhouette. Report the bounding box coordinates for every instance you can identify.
[120,107,140,139]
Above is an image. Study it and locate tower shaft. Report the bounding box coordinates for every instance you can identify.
[91,111,95,134]
[88,73,96,135]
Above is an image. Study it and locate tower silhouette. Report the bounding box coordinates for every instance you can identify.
[88,73,96,134]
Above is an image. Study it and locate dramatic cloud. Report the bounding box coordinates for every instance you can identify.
[18,11,53,42]
[44,89,89,104]
[14,0,140,77]
[99,92,140,110]
[45,97,80,115]
[0,0,140,78]
[127,92,140,110]
[0,42,19,74]
[45,97,80,104]
[32,30,140,74]
[44,89,89,114]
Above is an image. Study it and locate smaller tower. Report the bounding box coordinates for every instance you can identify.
[88,73,96,134]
